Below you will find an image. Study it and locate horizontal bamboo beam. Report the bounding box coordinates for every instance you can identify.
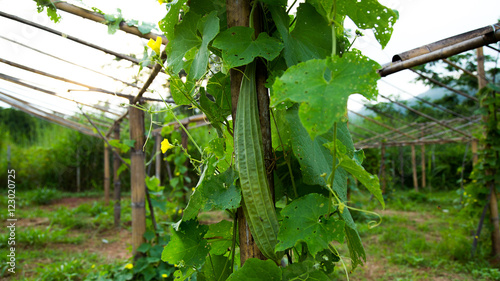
[0,11,142,66]
[0,57,162,102]
[152,114,209,134]
[0,72,123,116]
[349,110,417,140]
[379,94,473,138]
[379,25,500,77]
[0,90,98,137]
[392,24,499,62]
[442,58,478,79]
[50,1,168,45]
[410,69,478,101]
[0,35,140,89]
[357,137,475,149]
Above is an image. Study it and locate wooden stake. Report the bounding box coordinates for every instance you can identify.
[113,124,122,228]
[129,103,146,260]
[472,139,479,165]
[104,143,110,205]
[411,145,418,192]
[76,148,81,193]
[155,133,162,183]
[421,144,426,189]
[380,143,386,194]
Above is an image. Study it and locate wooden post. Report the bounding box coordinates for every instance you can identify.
[477,47,500,261]
[379,143,386,194]
[104,143,110,205]
[472,139,479,165]
[129,102,146,260]
[411,145,418,192]
[421,144,426,189]
[155,133,161,183]
[113,124,122,228]
[399,146,404,188]
[227,0,266,265]
[76,147,81,193]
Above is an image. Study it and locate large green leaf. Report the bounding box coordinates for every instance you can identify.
[269,3,332,67]
[200,254,231,281]
[158,0,188,42]
[204,220,233,255]
[212,26,283,70]
[276,193,345,255]
[345,224,366,270]
[167,11,219,80]
[226,258,281,281]
[338,0,397,48]
[162,220,210,267]
[202,167,241,210]
[282,260,330,281]
[189,11,219,80]
[272,51,380,139]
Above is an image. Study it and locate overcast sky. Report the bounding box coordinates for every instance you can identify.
[0,0,499,114]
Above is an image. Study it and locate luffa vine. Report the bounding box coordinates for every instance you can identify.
[150,0,397,279]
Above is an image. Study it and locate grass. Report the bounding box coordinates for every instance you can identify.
[1,188,500,280]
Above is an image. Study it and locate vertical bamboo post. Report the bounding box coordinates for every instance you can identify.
[379,143,386,194]
[113,124,122,228]
[411,145,418,192]
[421,144,426,189]
[227,0,266,264]
[104,143,110,205]
[399,146,404,188]
[472,139,479,165]
[478,47,500,260]
[76,147,81,193]
[155,132,161,183]
[7,145,11,171]
[129,102,146,260]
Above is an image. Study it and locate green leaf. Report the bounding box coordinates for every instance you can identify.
[158,0,188,42]
[213,26,283,70]
[200,72,232,129]
[169,75,195,105]
[123,139,136,148]
[146,176,164,192]
[269,3,332,68]
[137,243,151,253]
[161,220,210,267]
[345,224,366,270]
[108,139,130,153]
[282,260,330,281]
[272,51,380,139]
[204,220,233,255]
[276,193,345,256]
[338,0,397,48]
[188,11,220,80]
[201,167,241,210]
[201,254,232,281]
[226,258,281,281]
[137,22,156,34]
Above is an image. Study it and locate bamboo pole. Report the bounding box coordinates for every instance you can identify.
[0,11,144,66]
[399,146,404,188]
[472,139,479,165]
[410,69,478,102]
[411,145,418,192]
[129,102,146,259]
[349,110,417,140]
[0,57,162,102]
[357,137,472,149]
[50,1,168,44]
[392,25,498,62]
[0,35,140,89]
[379,143,386,194]
[379,94,474,138]
[442,58,478,80]
[76,148,81,192]
[226,0,266,264]
[477,47,500,261]
[421,144,426,189]
[113,124,122,228]
[104,143,110,205]
[155,133,162,183]
[379,25,500,77]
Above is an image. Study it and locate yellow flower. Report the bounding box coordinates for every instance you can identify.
[158,0,167,4]
[161,139,174,153]
[148,36,162,55]
[91,264,95,269]
[178,209,182,214]
[125,263,134,270]
[162,274,168,278]
[192,187,195,192]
